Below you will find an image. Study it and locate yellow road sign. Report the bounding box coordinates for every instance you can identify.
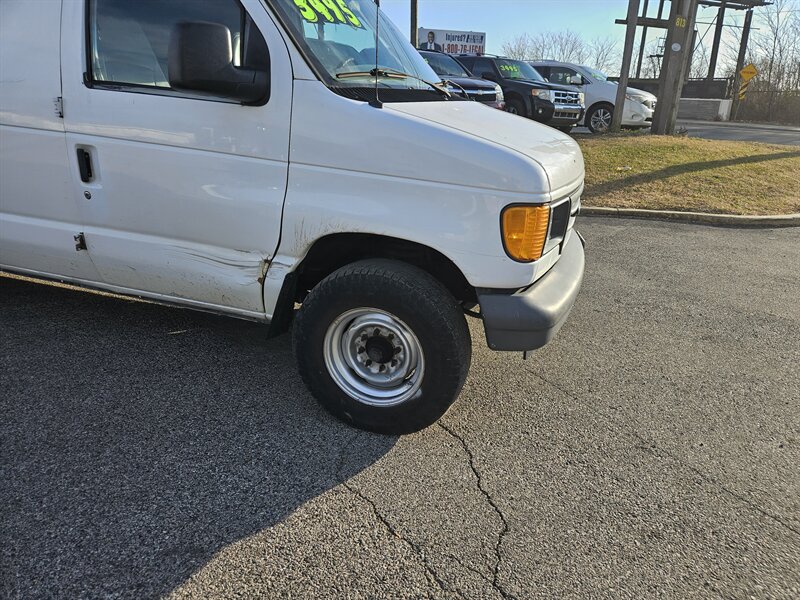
[740,63,758,82]
[739,80,751,100]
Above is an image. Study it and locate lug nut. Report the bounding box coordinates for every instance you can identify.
[357,347,365,354]
[365,359,372,367]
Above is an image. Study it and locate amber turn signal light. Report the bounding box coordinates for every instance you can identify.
[501,205,551,262]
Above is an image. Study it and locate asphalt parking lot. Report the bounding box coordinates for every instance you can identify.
[2,217,799,599]
[677,121,800,146]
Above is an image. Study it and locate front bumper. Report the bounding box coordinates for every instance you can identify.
[531,98,556,123]
[548,104,585,126]
[622,101,654,127]
[478,231,585,352]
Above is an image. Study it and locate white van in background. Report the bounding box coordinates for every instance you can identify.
[1,0,585,434]
[532,60,658,133]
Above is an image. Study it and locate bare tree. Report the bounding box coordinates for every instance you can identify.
[588,36,621,74]
[501,33,536,61]
[500,30,619,72]
[690,40,711,79]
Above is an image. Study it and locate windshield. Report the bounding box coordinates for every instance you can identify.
[420,52,470,78]
[496,59,544,82]
[269,0,440,90]
[582,67,609,82]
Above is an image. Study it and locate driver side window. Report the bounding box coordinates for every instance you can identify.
[89,0,267,92]
[549,67,580,86]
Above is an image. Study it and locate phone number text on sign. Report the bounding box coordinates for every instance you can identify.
[444,44,485,54]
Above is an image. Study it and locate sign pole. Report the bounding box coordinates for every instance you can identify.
[410,0,418,46]
[731,8,754,120]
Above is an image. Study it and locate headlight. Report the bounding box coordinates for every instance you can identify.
[578,92,585,105]
[495,84,504,103]
[626,93,647,104]
[533,89,551,100]
[501,205,551,262]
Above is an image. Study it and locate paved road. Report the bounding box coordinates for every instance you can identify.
[574,121,800,146]
[678,121,800,146]
[2,219,799,599]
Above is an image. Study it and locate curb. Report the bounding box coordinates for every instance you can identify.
[581,207,800,228]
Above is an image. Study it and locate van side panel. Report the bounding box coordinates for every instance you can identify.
[57,0,293,315]
[0,0,102,281]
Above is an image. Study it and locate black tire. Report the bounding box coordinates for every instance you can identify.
[505,98,526,117]
[556,125,574,134]
[587,103,614,134]
[293,259,471,435]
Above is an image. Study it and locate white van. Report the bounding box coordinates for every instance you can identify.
[0,0,585,434]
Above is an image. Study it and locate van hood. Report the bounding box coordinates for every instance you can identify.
[387,101,584,197]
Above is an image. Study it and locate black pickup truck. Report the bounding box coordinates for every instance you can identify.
[455,55,585,133]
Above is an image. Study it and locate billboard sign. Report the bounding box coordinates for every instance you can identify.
[417,28,486,55]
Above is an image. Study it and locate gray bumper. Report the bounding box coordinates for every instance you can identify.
[478,232,585,352]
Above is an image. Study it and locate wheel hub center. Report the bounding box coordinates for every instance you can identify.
[365,336,394,364]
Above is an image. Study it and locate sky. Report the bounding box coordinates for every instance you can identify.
[379,0,774,71]
[380,0,634,54]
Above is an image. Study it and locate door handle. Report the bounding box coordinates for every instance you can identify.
[76,149,93,183]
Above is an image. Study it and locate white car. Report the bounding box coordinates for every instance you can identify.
[531,61,657,133]
[1,0,585,434]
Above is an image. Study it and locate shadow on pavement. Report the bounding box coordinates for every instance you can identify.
[0,276,396,598]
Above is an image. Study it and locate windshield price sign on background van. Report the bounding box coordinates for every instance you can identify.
[418,28,486,55]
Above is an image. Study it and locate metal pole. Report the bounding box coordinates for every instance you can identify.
[735,9,754,76]
[731,8,753,120]
[635,0,650,78]
[612,0,640,133]
[410,0,418,47]
[707,1,726,79]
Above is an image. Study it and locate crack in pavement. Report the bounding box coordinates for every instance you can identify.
[530,371,800,539]
[438,423,514,600]
[335,432,464,599]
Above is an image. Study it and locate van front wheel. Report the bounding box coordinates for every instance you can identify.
[293,259,471,434]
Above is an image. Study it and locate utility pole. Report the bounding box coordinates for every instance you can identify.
[651,0,698,134]
[410,0,418,46]
[612,0,641,132]
[706,1,726,78]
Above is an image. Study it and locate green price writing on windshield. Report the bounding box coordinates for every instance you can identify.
[293,0,363,28]
[499,64,520,73]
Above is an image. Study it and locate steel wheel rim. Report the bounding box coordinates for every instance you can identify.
[323,308,425,407]
[508,104,519,115]
[591,108,612,132]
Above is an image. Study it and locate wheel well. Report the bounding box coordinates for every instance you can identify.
[293,233,475,302]
[505,91,527,111]
[267,234,476,337]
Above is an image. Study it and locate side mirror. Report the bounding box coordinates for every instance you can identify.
[481,72,498,82]
[569,75,584,86]
[168,21,268,104]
